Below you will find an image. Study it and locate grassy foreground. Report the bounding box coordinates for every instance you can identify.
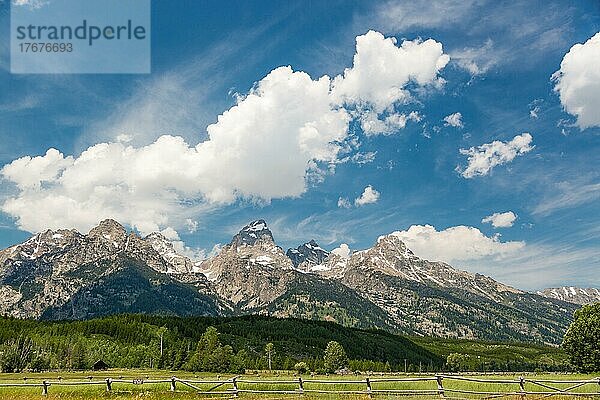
[0,370,598,399]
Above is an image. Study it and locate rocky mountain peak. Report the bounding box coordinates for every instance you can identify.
[230,219,274,247]
[88,219,127,242]
[375,233,415,259]
[144,232,195,274]
[286,239,329,268]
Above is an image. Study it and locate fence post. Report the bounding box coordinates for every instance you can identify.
[298,377,304,393]
[232,376,239,397]
[519,376,526,399]
[170,377,176,392]
[436,375,445,398]
[365,377,372,398]
[42,380,49,396]
[105,378,112,392]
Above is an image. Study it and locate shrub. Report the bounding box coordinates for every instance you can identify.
[294,361,309,374]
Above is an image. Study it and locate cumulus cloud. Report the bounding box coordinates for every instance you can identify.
[354,185,380,206]
[1,149,73,190]
[331,243,351,259]
[390,224,524,263]
[552,32,600,129]
[443,112,463,128]
[158,227,207,261]
[482,211,517,228]
[332,30,450,112]
[1,30,448,235]
[458,133,534,178]
[2,67,348,234]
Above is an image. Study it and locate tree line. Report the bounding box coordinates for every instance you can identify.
[1,308,597,374]
[0,314,440,373]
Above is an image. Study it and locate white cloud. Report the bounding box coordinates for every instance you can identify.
[1,66,348,235]
[331,243,351,259]
[482,211,517,228]
[116,134,133,143]
[443,112,463,128]
[332,30,449,112]
[12,0,48,9]
[390,224,525,263]
[1,149,73,190]
[185,218,198,233]
[337,197,352,209]
[1,30,447,236]
[552,32,600,129]
[458,133,534,178]
[450,39,502,76]
[360,111,421,136]
[529,100,543,119]
[374,0,478,33]
[354,185,380,206]
[533,181,600,216]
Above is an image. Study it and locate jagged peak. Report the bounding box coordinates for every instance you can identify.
[374,233,415,257]
[244,219,268,231]
[88,219,127,239]
[230,219,274,247]
[286,239,329,268]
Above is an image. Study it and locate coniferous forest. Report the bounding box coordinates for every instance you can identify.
[0,314,569,373]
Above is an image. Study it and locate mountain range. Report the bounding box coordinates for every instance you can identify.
[536,287,600,305]
[0,219,591,345]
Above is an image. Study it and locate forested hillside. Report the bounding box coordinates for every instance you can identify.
[0,314,441,373]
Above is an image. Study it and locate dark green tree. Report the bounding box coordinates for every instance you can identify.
[563,303,600,373]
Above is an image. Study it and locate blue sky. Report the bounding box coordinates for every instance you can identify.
[0,0,599,290]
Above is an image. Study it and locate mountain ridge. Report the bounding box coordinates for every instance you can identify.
[0,218,581,345]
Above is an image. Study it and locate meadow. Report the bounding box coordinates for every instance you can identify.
[0,370,598,399]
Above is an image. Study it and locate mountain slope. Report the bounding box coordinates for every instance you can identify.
[40,255,220,320]
[0,220,221,319]
[321,234,577,344]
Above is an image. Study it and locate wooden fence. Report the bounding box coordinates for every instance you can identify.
[0,374,599,398]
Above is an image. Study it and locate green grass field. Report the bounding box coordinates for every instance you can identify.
[0,370,598,399]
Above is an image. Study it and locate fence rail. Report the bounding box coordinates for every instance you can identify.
[0,374,599,398]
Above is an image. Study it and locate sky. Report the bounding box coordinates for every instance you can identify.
[0,0,599,291]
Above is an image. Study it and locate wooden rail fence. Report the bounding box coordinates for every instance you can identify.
[0,374,599,398]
